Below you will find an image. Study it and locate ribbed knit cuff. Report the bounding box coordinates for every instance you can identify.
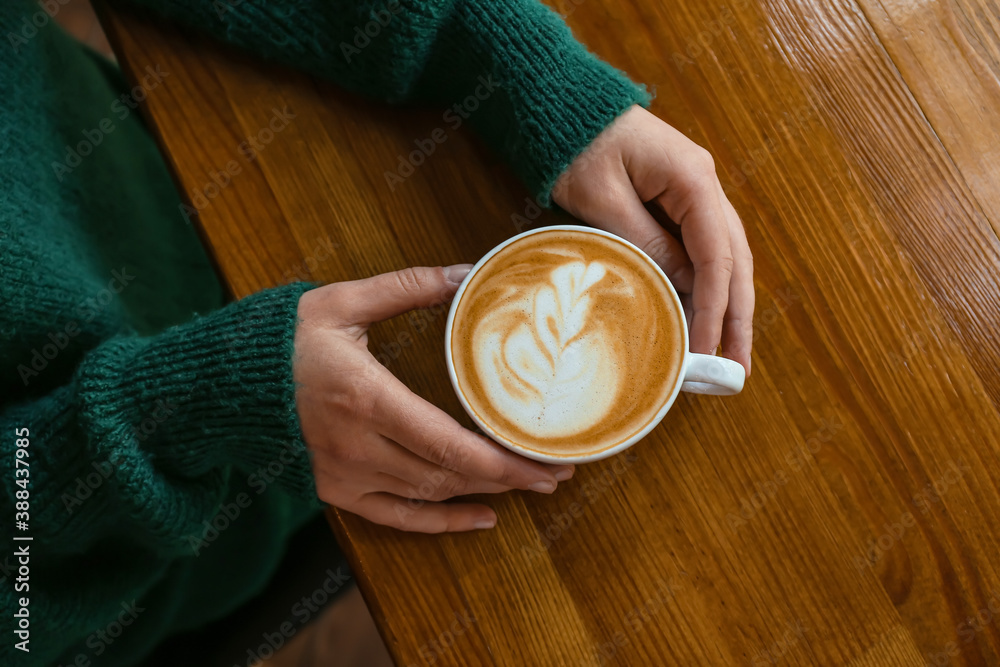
[449,1,652,204]
[79,283,318,501]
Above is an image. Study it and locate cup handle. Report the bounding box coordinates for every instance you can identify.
[681,354,746,396]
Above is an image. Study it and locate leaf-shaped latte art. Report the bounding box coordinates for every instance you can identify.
[476,261,619,438]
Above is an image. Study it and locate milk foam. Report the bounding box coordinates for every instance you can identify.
[451,229,685,457]
[472,261,621,438]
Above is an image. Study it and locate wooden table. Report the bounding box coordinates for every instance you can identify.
[100,1,1000,664]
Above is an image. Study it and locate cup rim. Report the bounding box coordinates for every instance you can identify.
[444,225,690,464]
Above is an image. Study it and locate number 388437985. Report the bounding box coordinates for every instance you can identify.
[14,428,30,523]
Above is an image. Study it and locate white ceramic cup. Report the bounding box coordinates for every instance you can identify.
[445,225,745,464]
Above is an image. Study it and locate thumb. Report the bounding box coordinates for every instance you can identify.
[343,264,473,325]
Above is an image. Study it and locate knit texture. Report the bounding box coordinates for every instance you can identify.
[1,6,318,665]
[124,0,652,202]
[1,0,649,664]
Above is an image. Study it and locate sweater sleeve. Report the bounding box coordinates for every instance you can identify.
[116,0,651,202]
[1,283,317,556]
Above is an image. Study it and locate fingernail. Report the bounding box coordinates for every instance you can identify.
[474,517,496,530]
[747,356,752,376]
[444,264,474,286]
[529,480,557,493]
[553,466,574,481]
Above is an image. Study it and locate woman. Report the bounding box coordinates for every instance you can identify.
[0,0,753,664]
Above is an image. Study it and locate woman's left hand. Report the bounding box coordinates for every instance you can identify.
[551,105,754,375]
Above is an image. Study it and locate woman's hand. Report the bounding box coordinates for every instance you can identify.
[294,266,574,533]
[552,105,754,374]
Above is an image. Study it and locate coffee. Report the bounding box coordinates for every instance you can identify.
[448,228,685,459]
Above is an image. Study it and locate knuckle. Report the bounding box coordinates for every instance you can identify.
[426,487,449,502]
[442,475,470,499]
[393,267,427,296]
[424,517,450,534]
[467,435,514,485]
[427,433,462,471]
[338,443,369,466]
[316,475,351,508]
[638,235,671,265]
[324,439,350,464]
[360,373,396,419]
[397,510,445,534]
[420,477,452,502]
[699,254,735,278]
[690,147,717,178]
[351,390,379,425]
[378,507,412,532]
[490,460,518,488]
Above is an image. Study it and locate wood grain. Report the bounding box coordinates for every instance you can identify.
[99,0,1000,664]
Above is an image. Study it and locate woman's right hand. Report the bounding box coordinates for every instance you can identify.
[293,265,574,533]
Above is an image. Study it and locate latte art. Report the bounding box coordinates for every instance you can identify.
[478,261,623,438]
[449,229,685,458]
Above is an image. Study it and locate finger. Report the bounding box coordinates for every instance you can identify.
[338,265,473,326]
[658,154,733,355]
[679,292,694,332]
[374,468,512,502]
[370,435,516,499]
[305,424,525,501]
[608,193,695,294]
[562,165,695,293]
[374,372,566,492]
[351,492,498,533]
[716,184,754,375]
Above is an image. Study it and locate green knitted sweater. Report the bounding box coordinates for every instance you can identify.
[0,0,648,664]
